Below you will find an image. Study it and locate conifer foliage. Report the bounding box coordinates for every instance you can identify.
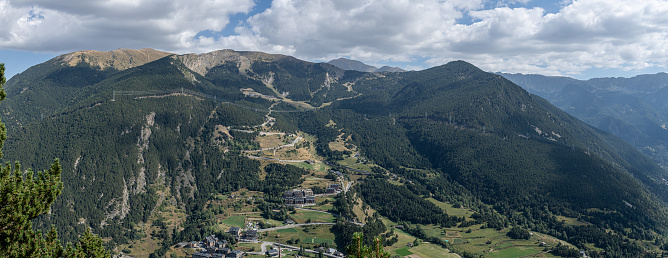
[346,232,390,258]
[0,64,110,257]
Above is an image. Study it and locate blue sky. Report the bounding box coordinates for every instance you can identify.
[2,0,668,80]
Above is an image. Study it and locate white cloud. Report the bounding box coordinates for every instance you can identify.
[0,0,254,52]
[192,0,471,64]
[211,0,668,76]
[2,0,668,77]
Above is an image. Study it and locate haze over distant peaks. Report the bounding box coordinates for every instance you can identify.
[56,48,173,71]
[327,58,405,73]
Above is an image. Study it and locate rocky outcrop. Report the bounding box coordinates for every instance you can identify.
[56,48,173,71]
[175,49,290,76]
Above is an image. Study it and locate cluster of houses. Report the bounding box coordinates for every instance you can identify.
[283,185,344,206]
[188,235,244,258]
[330,170,344,177]
[325,247,344,257]
[326,184,342,194]
[228,226,259,241]
[283,189,316,206]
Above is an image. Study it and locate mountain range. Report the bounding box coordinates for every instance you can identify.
[500,72,668,169]
[3,49,668,256]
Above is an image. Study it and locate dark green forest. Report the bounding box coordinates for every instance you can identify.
[4,50,668,257]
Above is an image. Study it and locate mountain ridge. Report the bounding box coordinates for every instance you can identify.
[327,57,405,73]
[3,49,668,256]
[500,72,668,169]
[56,48,173,71]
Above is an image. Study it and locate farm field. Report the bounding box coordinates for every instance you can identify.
[263,224,339,250]
[290,209,336,223]
[222,215,246,228]
[487,245,545,257]
[426,198,474,219]
[337,156,358,166]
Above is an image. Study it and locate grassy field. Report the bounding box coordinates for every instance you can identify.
[277,228,299,233]
[426,198,474,219]
[263,224,339,250]
[410,244,459,258]
[237,242,262,252]
[222,215,246,228]
[303,237,335,245]
[290,210,336,223]
[291,162,315,170]
[328,136,353,152]
[495,242,515,249]
[488,245,544,258]
[337,156,358,166]
[256,134,285,149]
[349,163,373,172]
[394,247,414,256]
[312,203,333,211]
[391,244,458,257]
[383,224,424,253]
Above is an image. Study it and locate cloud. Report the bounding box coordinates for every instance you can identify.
[208,0,668,77]
[192,0,475,62]
[0,0,254,52]
[1,0,668,77]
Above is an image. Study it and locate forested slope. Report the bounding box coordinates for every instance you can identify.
[4,50,668,256]
[325,61,668,235]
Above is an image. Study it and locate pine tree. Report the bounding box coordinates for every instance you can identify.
[346,232,390,258]
[0,63,110,257]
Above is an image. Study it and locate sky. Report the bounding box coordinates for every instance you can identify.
[2,0,668,80]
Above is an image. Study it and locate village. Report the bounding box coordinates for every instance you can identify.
[177,182,347,258]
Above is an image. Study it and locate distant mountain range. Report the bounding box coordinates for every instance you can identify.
[327,58,405,73]
[3,48,668,256]
[501,72,668,169]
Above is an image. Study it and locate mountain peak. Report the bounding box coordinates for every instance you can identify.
[328,58,377,72]
[328,58,405,73]
[55,48,173,71]
[420,60,484,76]
[176,49,294,76]
[444,60,479,69]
